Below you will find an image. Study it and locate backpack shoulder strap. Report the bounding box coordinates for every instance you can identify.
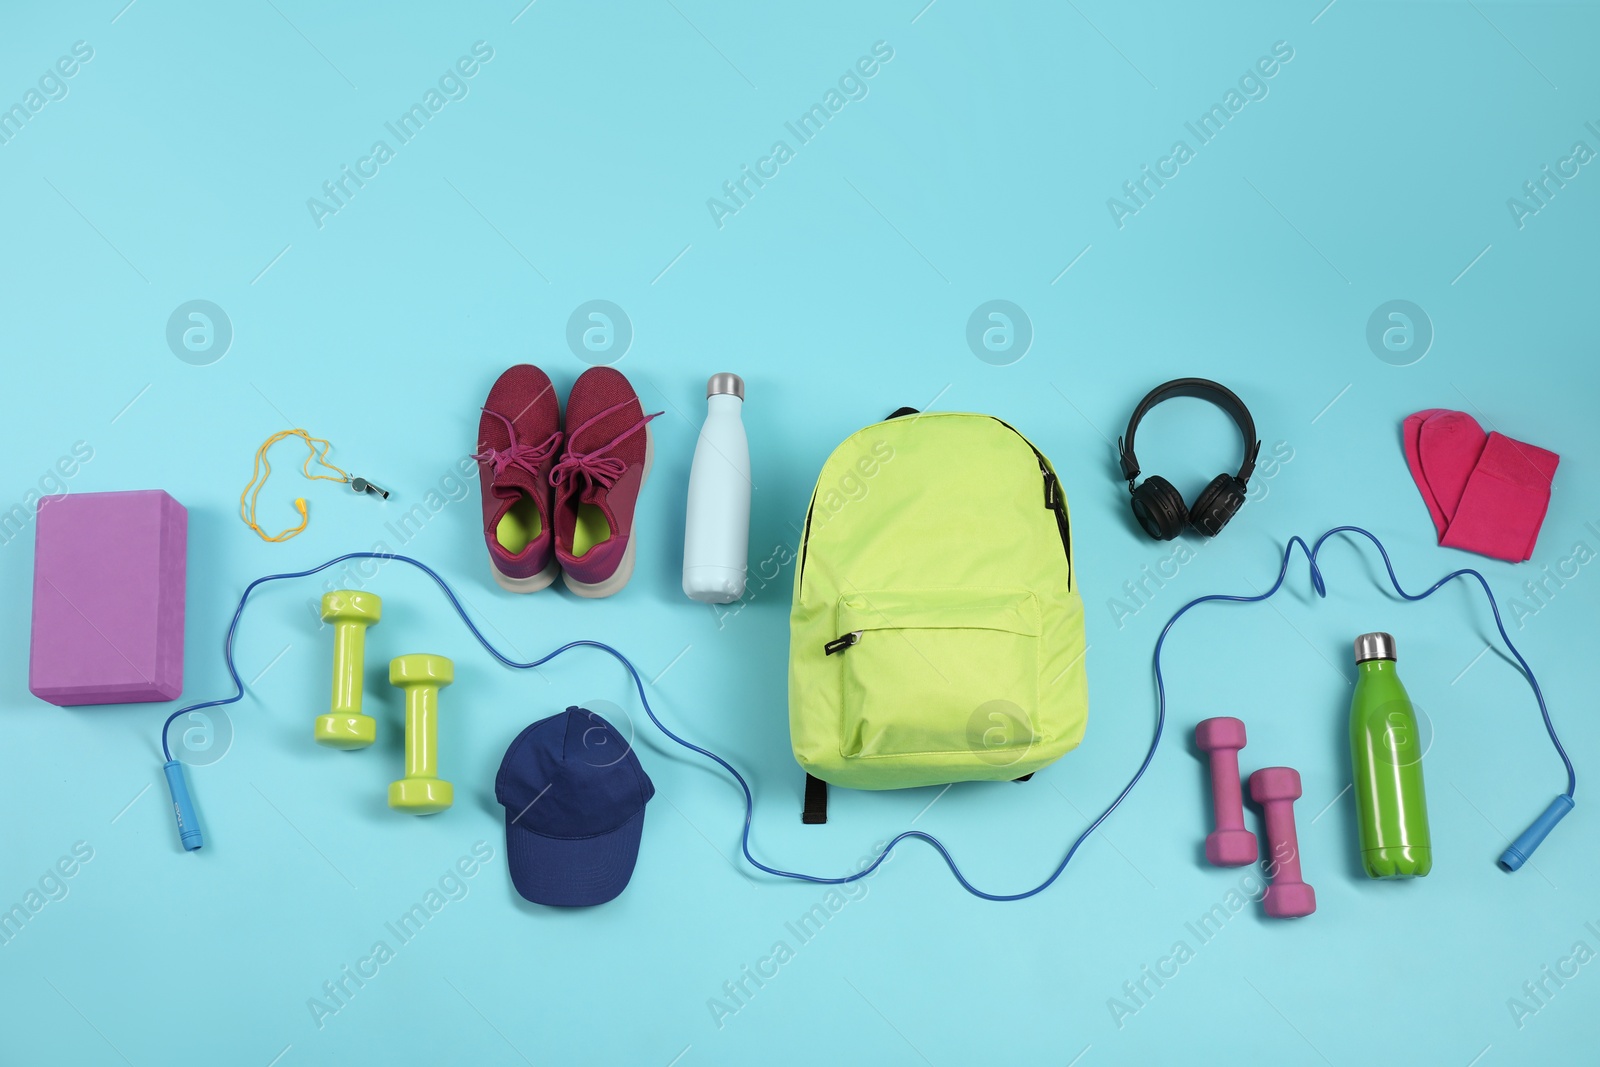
[802,773,828,824]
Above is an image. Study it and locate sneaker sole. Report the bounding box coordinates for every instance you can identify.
[491,554,560,594]
[562,426,653,600]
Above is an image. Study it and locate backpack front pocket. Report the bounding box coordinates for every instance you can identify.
[829,588,1042,761]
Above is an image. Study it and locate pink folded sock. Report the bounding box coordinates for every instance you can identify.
[1418,411,1486,527]
[1440,432,1560,562]
[1403,410,1558,563]
[1402,409,1452,537]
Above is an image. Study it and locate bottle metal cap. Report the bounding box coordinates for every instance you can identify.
[707,373,744,400]
[1354,632,1396,663]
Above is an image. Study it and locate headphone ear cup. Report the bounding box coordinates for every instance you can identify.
[1191,474,1246,537]
[1130,476,1188,541]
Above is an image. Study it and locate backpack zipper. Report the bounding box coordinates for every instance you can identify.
[798,492,818,587]
[824,631,862,655]
[992,418,1073,587]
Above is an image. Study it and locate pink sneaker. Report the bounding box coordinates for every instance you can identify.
[551,367,660,598]
[475,365,563,593]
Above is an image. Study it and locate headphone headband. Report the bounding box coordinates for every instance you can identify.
[1117,377,1261,486]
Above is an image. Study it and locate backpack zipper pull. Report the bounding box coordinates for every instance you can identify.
[824,631,862,655]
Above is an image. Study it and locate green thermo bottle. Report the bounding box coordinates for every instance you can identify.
[1350,632,1432,877]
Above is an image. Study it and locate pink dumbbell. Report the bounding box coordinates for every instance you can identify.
[1249,767,1316,918]
[1195,717,1257,867]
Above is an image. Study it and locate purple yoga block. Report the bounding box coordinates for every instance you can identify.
[29,490,187,706]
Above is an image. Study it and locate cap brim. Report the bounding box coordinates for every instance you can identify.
[504,806,646,907]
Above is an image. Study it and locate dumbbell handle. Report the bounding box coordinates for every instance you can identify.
[1207,748,1247,832]
[1261,798,1305,884]
[401,683,441,780]
[330,618,369,716]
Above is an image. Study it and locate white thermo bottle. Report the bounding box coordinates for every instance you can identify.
[683,373,750,603]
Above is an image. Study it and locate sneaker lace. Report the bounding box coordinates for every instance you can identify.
[550,401,662,490]
[473,409,563,481]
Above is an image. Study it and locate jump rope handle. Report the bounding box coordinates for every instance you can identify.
[1501,795,1573,872]
[163,760,204,851]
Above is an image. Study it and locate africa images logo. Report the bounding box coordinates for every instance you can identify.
[1105,41,1295,229]
[706,41,895,229]
[306,42,495,229]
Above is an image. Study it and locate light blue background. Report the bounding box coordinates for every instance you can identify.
[2,2,1597,1064]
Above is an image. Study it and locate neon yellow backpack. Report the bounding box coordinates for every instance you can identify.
[788,410,1088,822]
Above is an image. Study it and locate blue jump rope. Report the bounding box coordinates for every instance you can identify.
[160,525,1575,896]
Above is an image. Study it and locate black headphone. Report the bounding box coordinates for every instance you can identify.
[1118,378,1261,541]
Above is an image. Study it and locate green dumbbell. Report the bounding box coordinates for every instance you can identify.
[388,654,455,814]
[314,591,382,749]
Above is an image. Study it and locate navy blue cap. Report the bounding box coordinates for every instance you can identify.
[495,707,655,907]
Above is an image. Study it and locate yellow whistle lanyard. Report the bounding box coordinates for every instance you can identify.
[241,430,351,543]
